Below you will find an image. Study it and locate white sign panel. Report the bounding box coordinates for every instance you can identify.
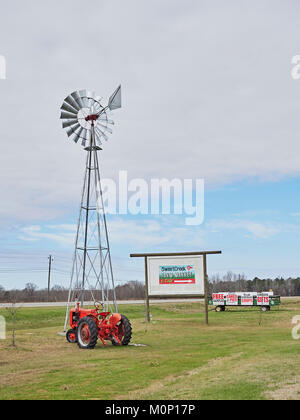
[147,255,204,297]
[241,293,253,305]
[257,294,269,306]
[212,293,225,305]
[226,293,238,306]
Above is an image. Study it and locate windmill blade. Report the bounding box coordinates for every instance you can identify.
[79,90,89,107]
[99,117,114,125]
[67,123,80,137]
[72,133,80,143]
[61,102,78,115]
[86,91,96,100]
[86,91,96,108]
[95,127,109,142]
[95,95,102,103]
[80,128,88,142]
[108,85,121,110]
[71,91,84,109]
[64,95,81,111]
[60,110,78,120]
[94,133,102,146]
[73,127,84,143]
[62,119,78,129]
[98,123,113,134]
[93,102,102,113]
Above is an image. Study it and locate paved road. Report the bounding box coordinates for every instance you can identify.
[0,296,298,308]
[0,298,204,308]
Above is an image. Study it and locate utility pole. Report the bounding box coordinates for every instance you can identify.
[47,255,53,301]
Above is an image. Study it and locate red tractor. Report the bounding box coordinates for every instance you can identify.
[66,301,132,349]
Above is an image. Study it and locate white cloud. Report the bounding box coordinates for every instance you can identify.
[207,218,296,239]
[46,224,76,231]
[19,224,75,246]
[19,217,206,250]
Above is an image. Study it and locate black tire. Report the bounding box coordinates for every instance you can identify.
[261,306,270,312]
[76,317,98,349]
[215,305,225,312]
[66,329,77,343]
[112,314,132,346]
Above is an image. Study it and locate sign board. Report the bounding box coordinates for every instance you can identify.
[257,293,269,306]
[212,293,225,305]
[226,293,238,306]
[241,293,253,305]
[147,255,204,297]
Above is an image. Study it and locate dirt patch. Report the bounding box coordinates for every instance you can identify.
[265,378,300,400]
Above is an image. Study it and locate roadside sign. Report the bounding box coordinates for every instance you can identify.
[241,294,253,305]
[226,293,238,306]
[212,293,225,305]
[257,294,269,306]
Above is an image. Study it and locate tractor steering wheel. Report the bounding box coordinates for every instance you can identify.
[94,301,103,311]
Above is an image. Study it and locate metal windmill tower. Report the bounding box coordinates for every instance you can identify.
[60,87,121,332]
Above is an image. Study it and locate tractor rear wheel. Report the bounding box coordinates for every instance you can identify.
[112,315,132,346]
[66,329,77,343]
[76,317,98,349]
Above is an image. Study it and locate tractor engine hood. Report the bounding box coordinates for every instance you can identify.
[109,313,122,328]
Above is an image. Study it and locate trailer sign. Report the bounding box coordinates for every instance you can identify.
[212,293,225,305]
[241,294,253,305]
[257,294,269,305]
[226,293,238,305]
[208,291,280,311]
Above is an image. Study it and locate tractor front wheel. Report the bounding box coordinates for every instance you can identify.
[112,315,132,346]
[76,317,98,349]
[66,329,77,343]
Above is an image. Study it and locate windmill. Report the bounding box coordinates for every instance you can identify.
[60,86,121,332]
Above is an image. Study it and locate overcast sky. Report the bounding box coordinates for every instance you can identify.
[1,0,300,289]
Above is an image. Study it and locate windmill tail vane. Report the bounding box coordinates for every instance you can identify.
[60,86,122,331]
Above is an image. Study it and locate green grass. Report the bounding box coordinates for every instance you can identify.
[0,299,300,400]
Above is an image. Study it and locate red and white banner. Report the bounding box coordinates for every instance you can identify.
[257,295,269,305]
[241,295,253,305]
[226,293,238,306]
[212,293,225,305]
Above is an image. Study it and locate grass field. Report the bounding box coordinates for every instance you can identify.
[0,299,299,400]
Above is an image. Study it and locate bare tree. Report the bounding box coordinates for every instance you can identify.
[23,283,38,301]
[5,294,22,347]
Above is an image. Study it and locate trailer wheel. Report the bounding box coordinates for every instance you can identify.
[76,317,98,349]
[112,315,132,346]
[66,329,77,343]
[261,306,270,312]
[215,305,225,312]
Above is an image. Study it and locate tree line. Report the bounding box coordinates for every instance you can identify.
[0,273,300,302]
